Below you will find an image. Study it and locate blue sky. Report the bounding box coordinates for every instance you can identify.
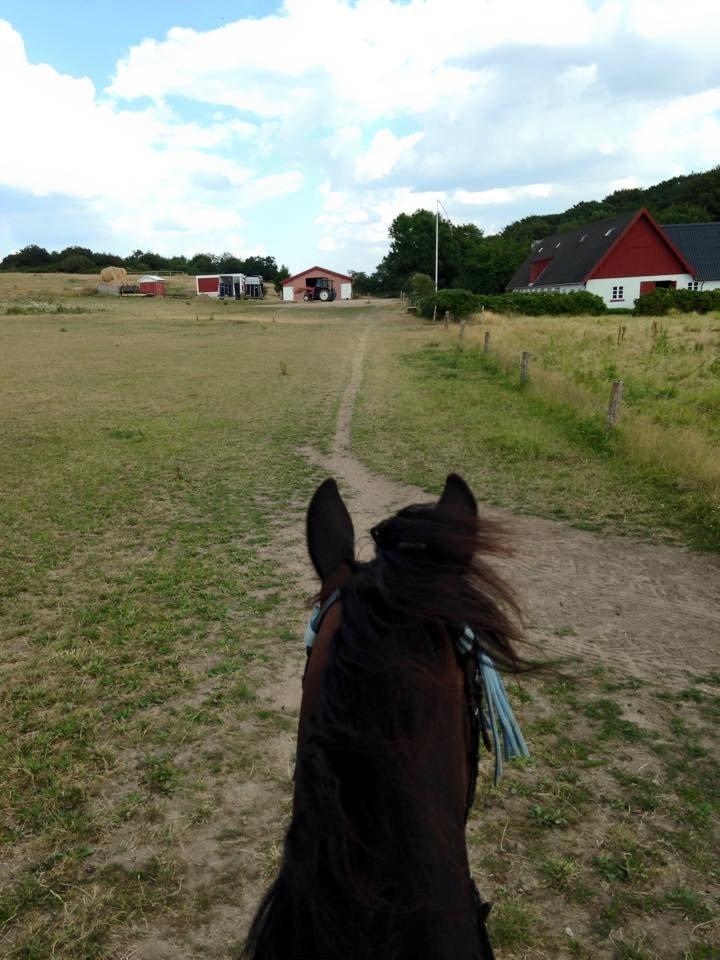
[1,0,719,273]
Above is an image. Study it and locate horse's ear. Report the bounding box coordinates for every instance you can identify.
[306,478,355,581]
[437,473,477,517]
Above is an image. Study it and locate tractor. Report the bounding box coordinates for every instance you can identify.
[302,277,336,302]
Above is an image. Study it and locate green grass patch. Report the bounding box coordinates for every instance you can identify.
[353,327,720,549]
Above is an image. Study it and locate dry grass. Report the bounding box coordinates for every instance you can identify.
[0,294,369,958]
[0,271,283,301]
[462,311,720,489]
[2,286,718,958]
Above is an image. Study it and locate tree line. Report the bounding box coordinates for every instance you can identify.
[0,245,290,284]
[349,165,720,297]
[4,165,719,295]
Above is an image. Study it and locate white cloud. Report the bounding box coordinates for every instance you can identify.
[453,184,553,206]
[355,130,424,181]
[106,0,605,122]
[0,20,303,255]
[2,0,720,268]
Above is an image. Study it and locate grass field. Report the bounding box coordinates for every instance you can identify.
[1,280,718,959]
[354,313,720,549]
[0,290,365,957]
[350,311,720,959]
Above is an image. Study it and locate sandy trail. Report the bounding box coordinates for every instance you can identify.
[296,328,720,688]
[125,326,719,958]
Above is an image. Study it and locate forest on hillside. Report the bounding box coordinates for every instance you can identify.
[3,166,719,296]
[350,165,720,295]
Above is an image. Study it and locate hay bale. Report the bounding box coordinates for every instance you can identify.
[99,266,128,283]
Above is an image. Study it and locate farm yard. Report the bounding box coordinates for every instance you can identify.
[1,278,719,960]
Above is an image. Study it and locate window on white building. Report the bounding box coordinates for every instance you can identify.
[611,285,624,301]
[688,281,699,290]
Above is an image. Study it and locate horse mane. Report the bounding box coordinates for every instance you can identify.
[243,501,524,960]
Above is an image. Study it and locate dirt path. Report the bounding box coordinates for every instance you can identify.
[123,326,719,959]
[297,329,720,689]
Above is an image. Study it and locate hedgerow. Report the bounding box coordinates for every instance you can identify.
[633,288,720,315]
[421,290,607,318]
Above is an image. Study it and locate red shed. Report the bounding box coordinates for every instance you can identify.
[138,274,167,297]
[282,266,352,302]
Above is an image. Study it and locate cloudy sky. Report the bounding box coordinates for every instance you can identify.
[1,0,719,273]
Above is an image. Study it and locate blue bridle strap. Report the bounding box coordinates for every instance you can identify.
[304,588,342,652]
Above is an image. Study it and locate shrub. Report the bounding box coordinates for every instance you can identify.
[408,272,435,309]
[434,288,479,319]
[422,290,607,318]
[633,287,720,315]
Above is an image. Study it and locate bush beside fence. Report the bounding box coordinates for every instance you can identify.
[420,287,720,319]
[632,287,720,315]
[421,290,608,318]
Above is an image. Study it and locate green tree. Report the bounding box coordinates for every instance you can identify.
[55,254,97,273]
[187,253,220,275]
[274,264,291,294]
[240,256,279,280]
[375,209,457,293]
[1,244,52,269]
[408,272,435,306]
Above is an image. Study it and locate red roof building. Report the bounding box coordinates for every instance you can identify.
[138,274,167,296]
[282,266,352,302]
[507,209,696,308]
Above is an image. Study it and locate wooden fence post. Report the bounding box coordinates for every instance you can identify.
[444,310,450,330]
[520,351,530,384]
[606,380,624,432]
[459,316,466,338]
[483,331,491,353]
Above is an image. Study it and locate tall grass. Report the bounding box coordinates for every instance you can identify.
[462,311,720,500]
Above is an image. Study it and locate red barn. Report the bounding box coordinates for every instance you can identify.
[138,274,167,296]
[282,266,353,302]
[507,209,696,308]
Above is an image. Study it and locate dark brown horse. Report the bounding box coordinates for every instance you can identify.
[244,474,525,960]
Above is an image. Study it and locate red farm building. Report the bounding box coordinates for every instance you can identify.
[282,266,353,302]
[195,274,245,298]
[506,209,698,308]
[137,274,167,296]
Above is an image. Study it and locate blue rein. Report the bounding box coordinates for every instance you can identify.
[457,626,530,785]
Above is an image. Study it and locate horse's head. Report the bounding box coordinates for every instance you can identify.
[300,474,485,741]
[246,475,521,960]
[306,472,478,584]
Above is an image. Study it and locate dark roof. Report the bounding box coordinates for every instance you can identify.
[662,223,720,280]
[506,210,639,289]
[283,265,352,284]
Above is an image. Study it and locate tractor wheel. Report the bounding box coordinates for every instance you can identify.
[303,294,311,301]
[318,288,330,301]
